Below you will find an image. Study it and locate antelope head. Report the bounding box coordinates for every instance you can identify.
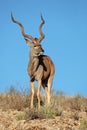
[11,13,45,57]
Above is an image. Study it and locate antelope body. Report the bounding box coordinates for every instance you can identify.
[11,13,55,108]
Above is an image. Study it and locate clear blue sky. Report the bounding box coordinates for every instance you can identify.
[0,0,87,96]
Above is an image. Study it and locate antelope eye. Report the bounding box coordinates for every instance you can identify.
[34,45,41,49]
[34,45,38,49]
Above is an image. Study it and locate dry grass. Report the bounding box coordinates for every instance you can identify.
[62,94,87,112]
[0,86,30,111]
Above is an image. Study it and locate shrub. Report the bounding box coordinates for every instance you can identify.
[79,119,87,130]
[25,108,45,120]
[25,105,63,120]
[17,112,25,120]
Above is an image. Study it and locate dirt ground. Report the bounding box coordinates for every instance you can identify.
[0,108,86,130]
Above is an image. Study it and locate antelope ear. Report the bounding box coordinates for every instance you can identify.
[24,38,34,46]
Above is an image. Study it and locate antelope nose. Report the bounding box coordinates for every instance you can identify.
[42,48,44,53]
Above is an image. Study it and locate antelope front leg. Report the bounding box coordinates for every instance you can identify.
[30,81,34,109]
[37,80,41,109]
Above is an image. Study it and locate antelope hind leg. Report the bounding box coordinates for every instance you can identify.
[47,75,54,105]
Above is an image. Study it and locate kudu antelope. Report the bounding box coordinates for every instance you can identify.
[11,13,55,109]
